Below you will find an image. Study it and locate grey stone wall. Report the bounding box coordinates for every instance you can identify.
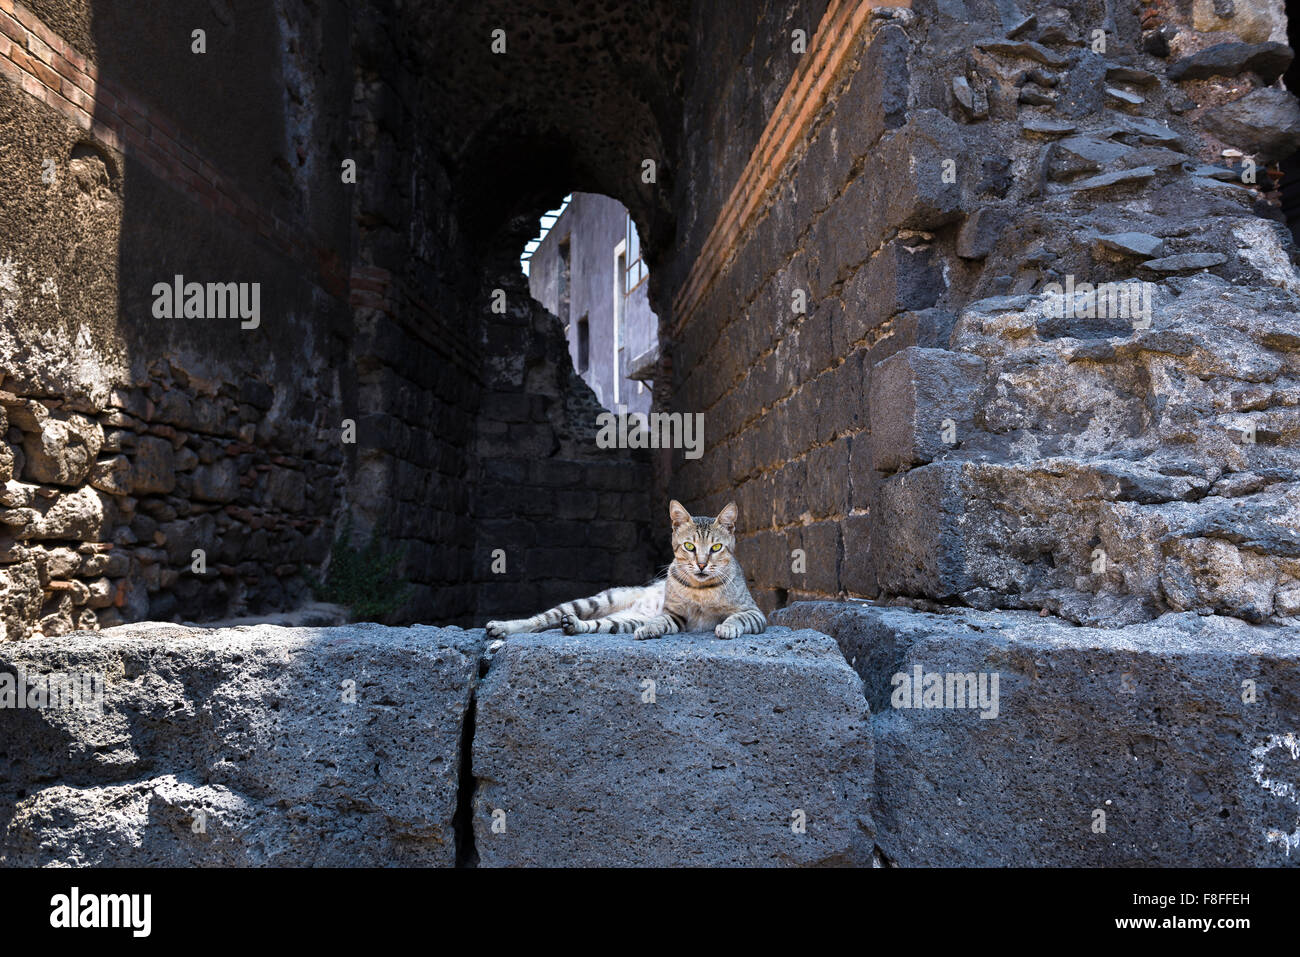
[472,225,656,623]
[343,0,482,624]
[662,0,1300,628]
[1,0,663,637]
[1,0,354,637]
[3,0,1296,648]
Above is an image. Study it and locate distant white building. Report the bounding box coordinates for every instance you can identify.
[525,193,658,416]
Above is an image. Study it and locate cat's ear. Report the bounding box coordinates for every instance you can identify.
[669,499,692,528]
[716,501,738,532]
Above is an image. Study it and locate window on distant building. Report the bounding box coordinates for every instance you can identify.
[624,214,647,296]
[558,236,571,321]
[614,246,626,405]
[577,314,589,373]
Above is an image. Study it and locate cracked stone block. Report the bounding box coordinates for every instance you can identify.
[774,601,1300,867]
[471,627,874,866]
[0,622,483,866]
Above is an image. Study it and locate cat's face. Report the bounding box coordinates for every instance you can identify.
[668,500,738,584]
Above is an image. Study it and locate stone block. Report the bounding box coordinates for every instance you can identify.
[472,627,873,866]
[774,601,1300,867]
[0,623,483,866]
[21,412,103,488]
[867,347,984,473]
[130,435,177,495]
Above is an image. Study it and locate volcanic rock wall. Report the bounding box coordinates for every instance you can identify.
[471,228,656,623]
[1,0,355,639]
[662,0,1300,629]
[3,0,1298,636]
[0,0,660,636]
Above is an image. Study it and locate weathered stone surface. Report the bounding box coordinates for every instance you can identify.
[266,467,307,512]
[0,561,42,641]
[191,458,239,503]
[0,481,37,508]
[956,206,1008,259]
[1190,162,1243,181]
[1202,88,1300,163]
[774,601,1300,867]
[1017,85,1055,107]
[1104,87,1143,107]
[1095,231,1165,257]
[471,627,874,866]
[975,37,1070,68]
[0,622,483,866]
[1069,165,1157,192]
[39,546,81,579]
[951,75,987,119]
[130,435,176,495]
[0,486,115,542]
[1020,116,1077,138]
[1048,136,1133,180]
[20,412,103,487]
[1169,41,1293,83]
[868,347,984,472]
[1113,114,1183,146]
[869,275,1300,628]
[88,454,131,495]
[877,110,966,231]
[1105,63,1158,87]
[1142,252,1228,272]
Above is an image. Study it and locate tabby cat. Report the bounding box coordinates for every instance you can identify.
[484,500,767,640]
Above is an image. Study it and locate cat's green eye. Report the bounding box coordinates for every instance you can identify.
[710,543,722,552]
[683,542,695,551]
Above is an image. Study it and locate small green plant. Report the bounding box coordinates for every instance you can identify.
[308,518,412,622]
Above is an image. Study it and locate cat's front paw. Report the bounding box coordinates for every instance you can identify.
[634,622,666,640]
[560,613,589,635]
[485,620,512,639]
[714,621,742,640]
